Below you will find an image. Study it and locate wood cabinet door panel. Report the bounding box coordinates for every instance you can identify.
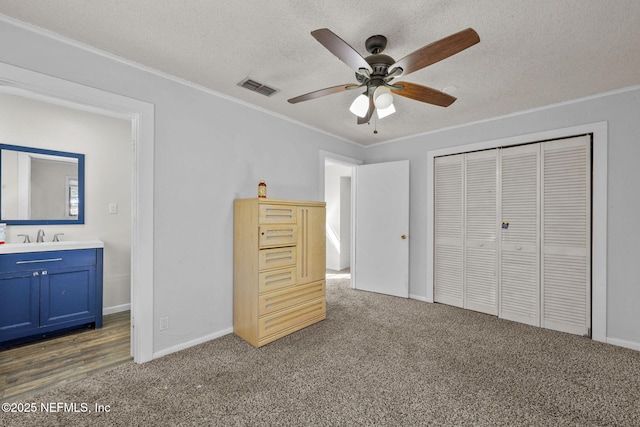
[0,271,40,338]
[40,266,96,327]
[297,206,326,285]
[259,280,325,316]
[259,246,296,271]
[258,298,326,341]
[259,204,297,224]
[259,225,297,248]
[258,267,297,293]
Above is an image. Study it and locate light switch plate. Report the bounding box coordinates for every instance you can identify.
[108,203,118,214]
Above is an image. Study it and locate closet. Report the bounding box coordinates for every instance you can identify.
[434,135,591,336]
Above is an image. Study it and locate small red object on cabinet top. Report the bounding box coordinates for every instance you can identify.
[258,180,267,198]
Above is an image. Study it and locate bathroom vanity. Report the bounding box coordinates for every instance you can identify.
[0,240,104,345]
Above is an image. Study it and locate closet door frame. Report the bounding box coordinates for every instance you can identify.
[426,122,608,343]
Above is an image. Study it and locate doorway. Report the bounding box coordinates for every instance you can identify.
[324,161,352,273]
[0,61,155,362]
[320,152,361,285]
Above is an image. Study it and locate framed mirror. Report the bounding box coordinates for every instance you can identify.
[0,144,85,225]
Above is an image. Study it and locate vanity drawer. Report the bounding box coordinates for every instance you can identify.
[259,280,325,316]
[258,298,326,342]
[259,267,297,293]
[0,249,97,273]
[259,225,297,248]
[259,246,296,271]
[259,204,297,224]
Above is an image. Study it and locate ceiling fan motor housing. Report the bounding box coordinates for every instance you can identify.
[355,52,396,91]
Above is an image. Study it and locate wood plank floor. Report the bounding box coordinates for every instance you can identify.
[0,311,132,402]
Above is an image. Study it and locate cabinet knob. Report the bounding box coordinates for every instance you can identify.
[401,234,407,240]
[42,271,48,275]
[33,272,39,277]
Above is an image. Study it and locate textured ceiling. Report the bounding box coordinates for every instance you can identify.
[1,1,639,146]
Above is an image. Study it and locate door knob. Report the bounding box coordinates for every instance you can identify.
[401,234,407,239]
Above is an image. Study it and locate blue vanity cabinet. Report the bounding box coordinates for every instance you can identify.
[0,247,103,344]
[0,270,40,338]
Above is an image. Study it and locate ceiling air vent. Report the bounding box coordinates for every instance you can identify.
[238,77,279,97]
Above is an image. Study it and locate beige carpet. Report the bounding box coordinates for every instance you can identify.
[3,277,640,426]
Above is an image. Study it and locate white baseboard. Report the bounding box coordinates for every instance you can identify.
[152,327,234,360]
[103,303,131,315]
[607,336,640,352]
[409,294,430,302]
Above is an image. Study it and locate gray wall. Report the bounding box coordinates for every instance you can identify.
[0,19,364,354]
[364,87,640,348]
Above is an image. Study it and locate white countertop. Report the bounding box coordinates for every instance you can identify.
[0,240,104,254]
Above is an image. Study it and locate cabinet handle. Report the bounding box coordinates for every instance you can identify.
[42,271,48,275]
[33,272,39,277]
[16,258,63,265]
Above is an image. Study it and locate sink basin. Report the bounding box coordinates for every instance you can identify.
[0,240,104,254]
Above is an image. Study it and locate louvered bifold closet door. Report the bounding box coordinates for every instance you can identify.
[434,154,464,307]
[541,136,591,335]
[500,144,540,326]
[465,150,499,315]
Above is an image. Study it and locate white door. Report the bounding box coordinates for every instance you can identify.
[465,150,499,315]
[541,136,591,335]
[353,160,409,298]
[434,154,464,307]
[500,143,540,327]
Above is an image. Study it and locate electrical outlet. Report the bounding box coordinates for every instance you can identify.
[159,315,169,331]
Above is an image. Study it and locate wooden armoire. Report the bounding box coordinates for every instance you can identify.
[233,198,326,347]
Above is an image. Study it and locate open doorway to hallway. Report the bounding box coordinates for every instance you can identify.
[324,160,353,286]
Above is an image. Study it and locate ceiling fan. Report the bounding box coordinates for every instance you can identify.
[288,28,480,124]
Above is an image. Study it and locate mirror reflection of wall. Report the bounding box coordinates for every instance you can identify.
[30,156,78,220]
[0,146,81,222]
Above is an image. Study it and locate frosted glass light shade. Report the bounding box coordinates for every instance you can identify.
[349,94,370,117]
[373,86,393,109]
[377,103,396,119]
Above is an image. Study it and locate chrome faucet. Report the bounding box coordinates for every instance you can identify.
[36,229,45,243]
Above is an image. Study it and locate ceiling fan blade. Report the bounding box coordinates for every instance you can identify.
[390,28,480,77]
[391,82,457,107]
[288,84,359,104]
[311,28,373,74]
[357,96,374,124]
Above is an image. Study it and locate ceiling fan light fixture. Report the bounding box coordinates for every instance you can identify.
[349,94,370,117]
[373,85,393,109]
[377,103,396,119]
